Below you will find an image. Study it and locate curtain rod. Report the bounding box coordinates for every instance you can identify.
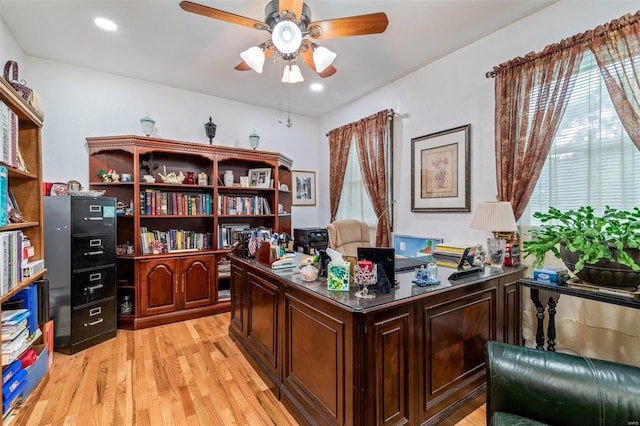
[325,109,396,137]
[486,71,496,78]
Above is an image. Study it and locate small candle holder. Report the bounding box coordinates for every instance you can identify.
[355,262,376,299]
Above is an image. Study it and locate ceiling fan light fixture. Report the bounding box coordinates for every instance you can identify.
[240,45,265,73]
[271,20,302,54]
[281,63,304,84]
[312,45,336,73]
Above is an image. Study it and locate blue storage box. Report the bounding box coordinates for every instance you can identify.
[2,360,22,387]
[23,344,48,398]
[2,369,26,401]
[2,379,25,415]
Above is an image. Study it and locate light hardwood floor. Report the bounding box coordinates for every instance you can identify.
[10,314,486,425]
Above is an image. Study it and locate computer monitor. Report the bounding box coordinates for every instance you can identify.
[357,247,395,284]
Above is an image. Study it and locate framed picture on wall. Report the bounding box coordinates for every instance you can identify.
[248,168,271,188]
[411,124,470,212]
[292,170,316,206]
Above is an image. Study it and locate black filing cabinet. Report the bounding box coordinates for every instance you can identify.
[44,196,117,354]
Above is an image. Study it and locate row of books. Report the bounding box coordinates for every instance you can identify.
[433,242,481,268]
[218,195,271,216]
[139,226,213,254]
[140,190,212,216]
[0,230,24,296]
[0,101,21,172]
[218,223,250,249]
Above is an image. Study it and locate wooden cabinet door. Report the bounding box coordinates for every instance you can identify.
[229,262,245,338]
[369,307,413,426]
[181,255,215,310]
[417,286,497,424]
[139,259,180,316]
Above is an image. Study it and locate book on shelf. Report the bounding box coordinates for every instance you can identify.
[0,230,23,296]
[0,165,7,227]
[0,100,18,169]
[435,242,480,255]
[1,314,28,341]
[2,327,41,366]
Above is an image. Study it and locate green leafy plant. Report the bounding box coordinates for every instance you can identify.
[522,206,640,273]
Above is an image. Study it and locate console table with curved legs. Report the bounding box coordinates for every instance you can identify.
[517,279,640,352]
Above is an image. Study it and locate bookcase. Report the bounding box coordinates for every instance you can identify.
[86,135,292,330]
[0,78,47,420]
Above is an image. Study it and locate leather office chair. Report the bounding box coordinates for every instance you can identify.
[326,219,372,258]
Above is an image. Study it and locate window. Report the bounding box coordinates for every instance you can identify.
[336,142,377,226]
[526,50,640,225]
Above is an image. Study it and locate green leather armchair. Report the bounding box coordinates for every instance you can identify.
[485,341,640,425]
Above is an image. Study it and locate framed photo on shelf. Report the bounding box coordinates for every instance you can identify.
[292,170,316,206]
[248,168,271,188]
[411,124,470,212]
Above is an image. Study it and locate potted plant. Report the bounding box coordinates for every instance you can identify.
[522,206,640,288]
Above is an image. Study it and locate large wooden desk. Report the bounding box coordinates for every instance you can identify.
[229,256,524,425]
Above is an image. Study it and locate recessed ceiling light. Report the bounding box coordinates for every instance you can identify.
[310,83,323,92]
[95,17,118,31]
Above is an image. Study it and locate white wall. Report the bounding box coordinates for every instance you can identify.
[2,1,638,239]
[0,22,325,229]
[319,0,638,245]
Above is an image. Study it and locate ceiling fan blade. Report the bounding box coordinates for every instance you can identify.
[279,0,304,22]
[318,65,337,78]
[307,12,389,40]
[234,62,252,71]
[180,1,267,31]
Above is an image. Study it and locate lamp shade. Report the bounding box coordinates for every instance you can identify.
[312,46,336,73]
[470,201,517,234]
[271,20,302,54]
[240,46,265,73]
[281,63,304,83]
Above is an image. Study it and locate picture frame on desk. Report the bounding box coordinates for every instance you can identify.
[411,124,470,212]
[248,168,271,188]
[292,170,316,206]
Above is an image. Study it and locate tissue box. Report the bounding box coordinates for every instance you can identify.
[533,267,569,284]
[327,262,350,291]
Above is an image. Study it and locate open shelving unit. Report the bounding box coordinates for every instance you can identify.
[0,78,48,423]
[86,135,292,330]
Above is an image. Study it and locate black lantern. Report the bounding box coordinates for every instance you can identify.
[204,117,217,145]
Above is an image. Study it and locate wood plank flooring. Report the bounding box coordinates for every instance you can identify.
[9,313,486,425]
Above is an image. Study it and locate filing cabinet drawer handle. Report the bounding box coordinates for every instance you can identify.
[84,217,104,221]
[87,284,104,292]
[90,307,102,316]
[84,251,104,256]
[86,318,104,327]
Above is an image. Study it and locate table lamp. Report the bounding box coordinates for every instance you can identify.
[470,201,517,269]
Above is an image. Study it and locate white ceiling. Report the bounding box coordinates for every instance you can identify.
[1,0,556,118]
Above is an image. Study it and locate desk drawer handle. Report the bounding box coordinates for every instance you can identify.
[86,318,104,327]
[86,284,104,292]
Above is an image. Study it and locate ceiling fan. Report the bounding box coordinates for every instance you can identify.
[179,0,389,82]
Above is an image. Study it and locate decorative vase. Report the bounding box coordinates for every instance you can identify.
[185,171,195,184]
[224,170,234,186]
